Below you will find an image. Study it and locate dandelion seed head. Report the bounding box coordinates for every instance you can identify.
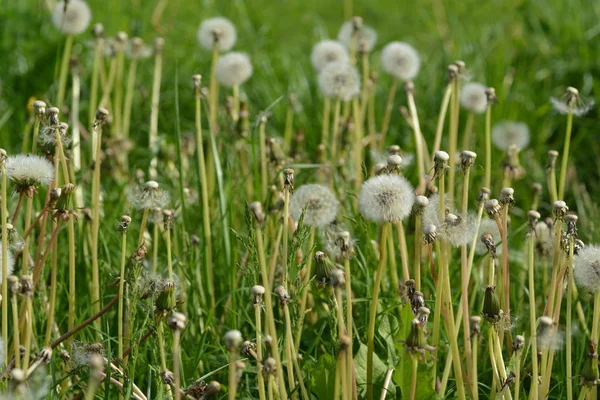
[535,220,553,257]
[5,154,54,192]
[215,52,253,88]
[197,17,237,52]
[474,218,502,255]
[52,0,92,35]
[574,245,600,293]
[290,184,339,228]
[128,181,170,210]
[311,40,349,71]
[381,42,420,81]
[460,82,488,114]
[70,342,106,369]
[492,121,530,151]
[317,61,360,101]
[441,212,477,247]
[359,174,415,223]
[550,88,594,117]
[224,330,243,350]
[0,246,15,283]
[337,20,377,52]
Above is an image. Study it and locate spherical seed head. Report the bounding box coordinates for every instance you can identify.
[317,61,360,101]
[440,212,477,247]
[290,184,339,227]
[128,181,170,210]
[311,40,349,71]
[0,247,15,283]
[224,330,243,350]
[52,0,92,35]
[492,121,530,151]
[5,154,55,193]
[197,17,237,52]
[337,20,377,52]
[359,174,415,223]
[381,41,420,81]
[538,316,554,330]
[574,245,600,293]
[215,52,253,88]
[460,82,488,114]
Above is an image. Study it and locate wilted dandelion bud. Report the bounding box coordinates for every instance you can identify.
[574,245,600,293]
[500,188,515,207]
[359,174,415,223]
[197,17,237,52]
[1,150,52,192]
[423,224,437,244]
[513,335,525,352]
[470,316,482,336]
[52,0,92,35]
[251,285,265,306]
[290,184,339,227]
[492,121,530,151]
[460,151,477,173]
[117,215,132,233]
[263,357,277,376]
[311,40,349,71]
[56,183,76,213]
[381,42,420,81]
[432,151,449,180]
[318,61,360,101]
[482,285,501,323]
[460,83,487,114]
[446,64,459,83]
[155,280,176,313]
[160,369,175,385]
[480,232,497,259]
[224,330,243,351]
[215,52,253,88]
[314,251,339,288]
[551,86,594,116]
[386,154,403,174]
[337,19,377,52]
[553,200,568,221]
[417,307,430,325]
[94,107,109,128]
[566,214,578,237]
[485,199,501,219]
[579,340,600,387]
[405,319,426,351]
[477,187,491,204]
[167,312,186,331]
[274,286,290,306]
[546,150,559,172]
[330,269,345,289]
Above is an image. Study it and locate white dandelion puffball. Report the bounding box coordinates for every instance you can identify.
[127,181,170,210]
[460,82,488,114]
[492,121,530,151]
[359,174,415,223]
[52,0,92,35]
[5,154,54,189]
[290,184,340,228]
[337,21,378,52]
[381,42,420,81]
[197,17,237,52]
[0,246,15,283]
[311,40,349,71]
[215,52,253,88]
[440,212,477,247]
[474,218,502,255]
[574,245,600,293]
[317,61,360,101]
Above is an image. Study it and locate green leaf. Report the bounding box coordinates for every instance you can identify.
[393,304,438,400]
[310,353,337,400]
[355,342,396,399]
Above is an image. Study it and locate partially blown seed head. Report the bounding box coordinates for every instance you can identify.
[475,219,502,255]
[52,0,92,35]
[311,40,349,71]
[128,181,170,210]
[359,174,415,223]
[197,17,237,52]
[492,121,530,151]
[215,52,253,88]
[337,20,377,52]
[290,184,339,227]
[317,61,360,101]
[460,82,488,114]
[5,154,54,194]
[381,42,420,81]
[574,245,600,293]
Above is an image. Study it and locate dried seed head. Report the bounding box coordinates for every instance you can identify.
[386,154,403,174]
[500,187,515,206]
[290,184,339,227]
[33,100,47,118]
[537,316,558,350]
[325,230,355,261]
[283,168,295,192]
[553,200,568,221]
[485,199,501,219]
[446,64,459,83]
[274,286,290,306]
[413,195,429,216]
[551,86,594,116]
[381,42,420,81]
[128,181,170,210]
[527,210,541,231]
[546,150,559,171]
[532,182,543,196]
[460,150,477,172]
[359,174,415,223]
[330,269,346,289]
[249,201,266,225]
[167,312,186,331]
[94,108,109,128]
[161,369,175,385]
[251,285,265,305]
[7,276,20,295]
[475,219,501,255]
[410,291,425,315]
[35,347,53,365]
[241,341,257,359]
[477,187,491,204]
[117,215,132,232]
[417,307,430,324]
[485,87,497,105]
[423,224,437,244]
[432,151,449,180]
[197,17,237,52]
[480,232,498,258]
[11,368,26,383]
[454,60,466,72]
[224,330,243,351]
[388,145,401,156]
[566,214,578,237]
[470,316,482,336]
[513,335,525,352]
[310,40,349,71]
[263,357,277,376]
[373,163,387,176]
[460,83,488,114]
[52,0,92,35]
[20,275,33,297]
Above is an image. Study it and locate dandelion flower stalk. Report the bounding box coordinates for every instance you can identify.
[546,150,559,204]
[566,228,575,400]
[284,94,297,154]
[431,65,456,158]
[405,81,426,193]
[21,275,33,371]
[121,37,143,170]
[252,286,267,400]
[0,150,9,357]
[168,313,186,400]
[113,32,127,138]
[89,24,104,130]
[275,286,298,400]
[447,61,463,201]
[149,38,164,179]
[8,276,20,368]
[460,82,487,150]
[57,34,74,109]
[484,87,497,189]
[117,215,131,366]
[527,211,540,400]
[557,87,578,200]
[259,114,269,200]
[330,98,342,165]
[282,169,293,286]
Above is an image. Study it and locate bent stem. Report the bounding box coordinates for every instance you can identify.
[406,87,426,194]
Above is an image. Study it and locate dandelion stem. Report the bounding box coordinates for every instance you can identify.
[122,51,139,170]
[431,83,453,160]
[10,192,25,225]
[282,301,298,400]
[409,355,418,400]
[448,78,460,201]
[557,111,573,200]
[255,304,267,400]
[484,104,492,190]
[284,97,296,154]
[22,293,33,371]
[89,37,103,131]
[282,186,291,287]
[118,230,128,364]
[1,162,9,357]
[406,85,426,193]
[379,78,398,150]
[44,221,60,346]
[148,41,163,180]
[414,214,422,291]
[294,227,316,351]
[173,329,182,400]
[56,35,73,110]
[344,258,355,400]
[259,118,269,200]
[91,115,105,320]
[10,290,20,369]
[461,112,474,151]
[471,333,479,400]
[330,99,342,174]
[528,225,539,400]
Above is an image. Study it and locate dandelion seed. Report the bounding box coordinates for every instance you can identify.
[460,82,487,114]
[215,52,253,88]
[127,180,170,210]
[5,154,54,196]
[52,0,92,35]
[359,174,415,223]
[381,42,420,81]
[311,40,349,71]
[289,184,339,228]
[197,17,237,52]
[550,87,594,117]
[474,219,502,255]
[574,245,600,293]
[492,121,530,151]
[317,61,360,101]
[0,246,15,283]
[337,20,377,52]
[422,194,476,246]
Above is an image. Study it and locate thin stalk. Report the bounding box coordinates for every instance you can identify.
[409,356,418,400]
[208,46,219,133]
[259,119,268,200]
[431,83,453,160]
[379,78,398,150]
[460,167,473,386]
[232,84,240,122]
[173,330,182,400]
[282,187,291,287]
[448,79,460,200]
[255,304,267,400]
[496,208,510,317]
[471,334,479,400]
[352,97,364,198]
[414,214,422,291]
[366,223,389,400]
[548,162,558,204]
[566,237,574,400]
[1,162,8,356]
[514,350,521,400]
[334,288,347,400]
[488,327,501,394]
[56,35,74,110]
[152,223,159,273]
[10,192,25,224]
[461,112,474,151]
[360,52,370,116]
[122,54,139,156]
[367,84,377,143]
[395,222,410,282]
[484,105,492,190]
[156,319,173,398]
[406,87,426,193]
[284,98,296,153]
[137,208,150,247]
[90,117,105,318]
[294,227,316,351]
[89,38,103,129]
[10,292,20,368]
[148,43,163,179]
[118,230,128,364]
[22,295,33,371]
[528,229,539,400]
[344,259,354,400]
[166,224,173,279]
[557,111,573,200]
[431,241,444,389]
[282,302,298,400]
[330,99,342,182]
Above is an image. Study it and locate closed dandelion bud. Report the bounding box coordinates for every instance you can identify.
[460,150,477,172]
[546,150,559,172]
[481,232,497,258]
[249,201,265,225]
[314,251,339,288]
[423,224,437,244]
[477,187,491,204]
[161,369,175,385]
[167,312,186,331]
[330,269,345,289]
[274,286,290,306]
[482,285,501,323]
[500,187,515,207]
[470,316,482,336]
[553,200,568,221]
[263,357,277,376]
[485,199,501,219]
[359,174,415,223]
[251,285,265,306]
[417,307,430,325]
[405,319,426,352]
[513,335,525,352]
[224,330,243,351]
[580,340,600,387]
[386,154,403,174]
[117,215,132,232]
[155,281,176,313]
[461,83,488,114]
[290,184,339,227]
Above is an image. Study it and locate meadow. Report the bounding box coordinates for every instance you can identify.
[1,0,600,399]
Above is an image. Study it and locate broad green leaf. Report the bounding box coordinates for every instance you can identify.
[355,342,396,399]
[310,353,337,400]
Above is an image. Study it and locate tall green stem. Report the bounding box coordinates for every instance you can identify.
[448,79,460,201]
[528,227,539,400]
[431,84,453,161]
[484,105,492,190]
[91,115,105,318]
[148,42,163,179]
[378,79,398,150]
[406,87,426,193]
[294,228,316,351]
[56,35,74,110]
[1,161,8,357]
[118,230,128,363]
[558,111,573,200]
[255,304,267,400]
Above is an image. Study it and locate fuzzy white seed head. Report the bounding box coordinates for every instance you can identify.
[460,82,488,114]
[5,154,55,192]
[492,121,530,151]
[421,194,446,228]
[311,40,349,71]
[574,245,600,293]
[422,194,475,246]
[359,174,415,223]
[224,330,243,350]
[337,20,377,52]
[197,17,237,52]
[0,246,15,283]
[381,42,420,81]
[317,61,360,101]
[550,94,594,117]
[215,52,253,88]
[474,218,502,255]
[52,0,92,35]
[127,181,170,210]
[290,184,340,228]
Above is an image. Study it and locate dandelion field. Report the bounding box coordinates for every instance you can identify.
[1,0,600,399]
